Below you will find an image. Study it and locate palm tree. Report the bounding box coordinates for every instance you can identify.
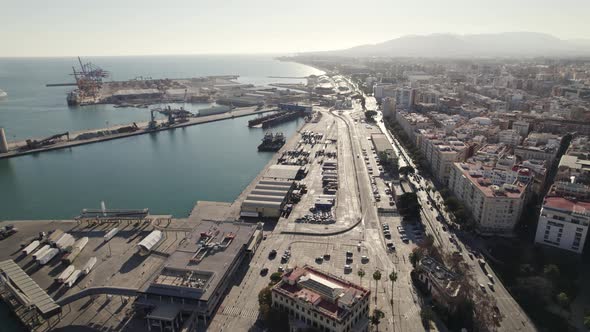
[389,271,398,305]
[371,309,385,332]
[373,270,382,305]
[357,268,365,287]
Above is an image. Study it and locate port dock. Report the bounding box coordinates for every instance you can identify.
[0,106,368,331]
[0,106,274,160]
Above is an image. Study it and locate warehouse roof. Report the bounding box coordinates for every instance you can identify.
[264,165,302,180]
[0,260,60,316]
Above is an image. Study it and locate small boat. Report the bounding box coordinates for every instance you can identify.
[0,89,7,99]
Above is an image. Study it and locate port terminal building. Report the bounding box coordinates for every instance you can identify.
[136,217,263,330]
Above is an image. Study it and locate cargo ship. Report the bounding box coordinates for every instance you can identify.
[258,132,286,152]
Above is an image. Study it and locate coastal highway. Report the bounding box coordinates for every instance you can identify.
[372,105,536,332]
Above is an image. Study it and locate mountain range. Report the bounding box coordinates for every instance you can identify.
[308,32,590,58]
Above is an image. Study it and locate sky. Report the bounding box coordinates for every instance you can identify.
[1,0,589,57]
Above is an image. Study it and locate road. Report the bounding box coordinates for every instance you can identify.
[208,104,429,332]
[372,100,536,332]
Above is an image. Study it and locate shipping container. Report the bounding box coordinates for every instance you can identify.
[56,265,75,284]
[65,270,82,288]
[61,247,81,265]
[74,237,89,250]
[82,257,97,275]
[48,229,64,244]
[22,240,40,255]
[39,248,59,265]
[56,234,75,250]
[33,245,51,260]
[104,228,119,242]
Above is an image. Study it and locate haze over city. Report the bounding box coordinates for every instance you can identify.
[1,0,590,56]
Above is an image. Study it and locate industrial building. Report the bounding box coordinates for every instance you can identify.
[240,179,294,218]
[0,260,61,327]
[264,164,304,181]
[271,265,370,332]
[371,133,394,159]
[279,103,313,114]
[137,219,263,330]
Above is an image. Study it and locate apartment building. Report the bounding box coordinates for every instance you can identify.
[514,132,562,163]
[416,130,467,185]
[395,111,432,143]
[498,129,522,146]
[271,265,370,332]
[534,183,590,254]
[449,162,527,235]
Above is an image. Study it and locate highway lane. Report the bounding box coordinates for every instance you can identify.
[372,104,536,332]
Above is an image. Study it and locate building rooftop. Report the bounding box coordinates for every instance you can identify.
[371,133,392,153]
[455,162,526,198]
[264,164,302,180]
[543,196,590,217]
[273,265,369,321]
[144,216,258,301]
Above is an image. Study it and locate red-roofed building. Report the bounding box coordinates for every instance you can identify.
[534,188,590,254]
[271,265,370,332]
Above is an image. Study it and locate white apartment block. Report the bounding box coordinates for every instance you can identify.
[417,130,467,185]
[271,265,370,332]
[449,162,527,235]
[373,83,395,101]
[498,129,522,146]
[535,195,589,254]
[395,111,432,143]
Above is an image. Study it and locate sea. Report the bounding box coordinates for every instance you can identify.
[0,55,322,330]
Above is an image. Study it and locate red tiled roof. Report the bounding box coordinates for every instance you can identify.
[544,196,590,212]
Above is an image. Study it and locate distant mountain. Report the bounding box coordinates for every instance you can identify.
[309,32,590,58]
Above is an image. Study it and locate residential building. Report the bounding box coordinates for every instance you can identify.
[498,129,522,146]
[271,265,370,332]
[514,132,562,163]
[395,111,432,143]
[382,97,396,119]
[449,162,527,235]
[534,184,590,254]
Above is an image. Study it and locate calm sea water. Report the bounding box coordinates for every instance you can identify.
[0,55,321,221]
[0,55,321,330]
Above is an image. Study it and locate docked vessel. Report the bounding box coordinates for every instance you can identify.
[258,132,286,152]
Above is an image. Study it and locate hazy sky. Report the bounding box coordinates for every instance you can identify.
[1,0,589,57]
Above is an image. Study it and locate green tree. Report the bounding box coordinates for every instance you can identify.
[584,313,590,329]
[365,110,377,121]
[409,248,424,268]
[373,270,382,305]
[358,268,366,287]
[371,309,385,332]
[270,272,282,284]
[389,271,398,305]
[420,307,435,329]
[556,292,570,309]
[543,264,560,283]
[399,166,415,176]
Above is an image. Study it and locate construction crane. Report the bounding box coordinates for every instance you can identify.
[22,132,70,150]
[71,57,110,100]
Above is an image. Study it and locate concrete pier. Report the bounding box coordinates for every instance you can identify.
[0,106,274,160]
